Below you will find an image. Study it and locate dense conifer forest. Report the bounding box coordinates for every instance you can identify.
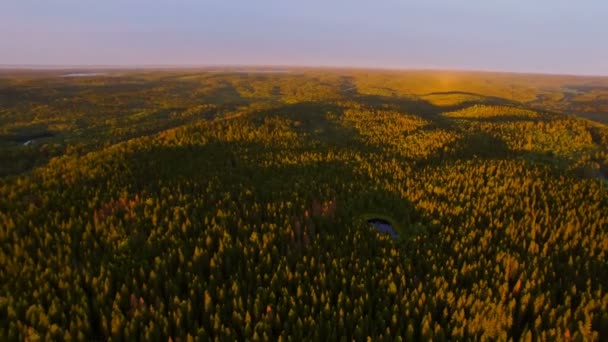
[1,69,608,340]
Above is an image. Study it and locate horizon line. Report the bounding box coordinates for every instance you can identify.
[1,63,607,78]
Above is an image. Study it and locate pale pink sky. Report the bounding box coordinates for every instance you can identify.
[1,0,607,75]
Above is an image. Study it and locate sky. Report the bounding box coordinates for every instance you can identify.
[1,0,607,75]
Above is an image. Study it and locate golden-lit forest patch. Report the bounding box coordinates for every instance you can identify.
[421,93,486,107]
[443,104,540,119]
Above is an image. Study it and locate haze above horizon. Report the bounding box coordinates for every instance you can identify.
[1,0,607,76]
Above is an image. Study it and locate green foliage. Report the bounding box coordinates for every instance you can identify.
[1,69,608,340]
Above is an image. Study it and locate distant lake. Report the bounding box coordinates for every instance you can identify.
[209,69,290,74]
[63,73,106,77]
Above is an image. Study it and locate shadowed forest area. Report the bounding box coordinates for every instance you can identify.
[1,69,608,340]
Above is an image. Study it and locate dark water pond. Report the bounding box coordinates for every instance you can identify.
[367,218,399,239]
[6,131,55,143]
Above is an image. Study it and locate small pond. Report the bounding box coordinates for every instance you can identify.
[367,218,399,239]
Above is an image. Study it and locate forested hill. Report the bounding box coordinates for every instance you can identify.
[1,69,608,340]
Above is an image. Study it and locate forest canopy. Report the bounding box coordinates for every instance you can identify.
[1,69,608,340]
